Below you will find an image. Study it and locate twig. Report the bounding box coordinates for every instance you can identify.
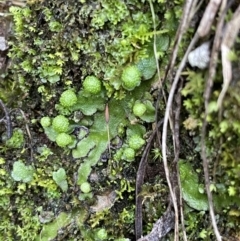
[173,78,186,241]
[172,79,183,163]
[197,0,222,38]
[0,98,12,139]
[135,120,164,240]
[149,0,161,85]
[159,2,199,240]
[137,205,175,241]
[162,0,225,239]
[105,103,111,158]
[217,4,240,109]
[161,24,198,241]
[149,0,167,106]
[200,1,232,241]
[167,0,198,79]
[17,108,34,163]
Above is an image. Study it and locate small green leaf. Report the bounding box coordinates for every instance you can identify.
[72,90,105,116]
[179,160,208,211]
[209,183,217,192]
[52,168,68,192]
[220,120,229,133]
[138,100,155,123]
[155,35,170,52]
[11,161,34,183]
[48,74,60,83]
[43,126,58,141]
[228,186,236,196]
[77,162,92,185]
[136,56,156,80]
[72,139,96,159]
[199,229,207,239]
[207,101,218,113]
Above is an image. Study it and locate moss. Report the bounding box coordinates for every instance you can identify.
[36,212,71,241]
[5,128,24,148]
[3,0,185,240]
[95,228,108,240]
[122,148,135,162]
[128,135,145,151]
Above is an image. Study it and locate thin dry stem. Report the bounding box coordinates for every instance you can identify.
[160,1,198,240]
[200,1,230,241]
[0,98,12,138]
[135,120,164,240]
[161,29,198,241]
[218,4,240,109]
[18,108,34,162]
[105,103,111,158]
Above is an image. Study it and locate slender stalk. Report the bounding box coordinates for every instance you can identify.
[105,103,111,158]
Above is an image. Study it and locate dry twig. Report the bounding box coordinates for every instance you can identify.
[137,206,174,241]
[0,98,12,138]
[161,0,223,240]
[135,120,164,240]
[161,10,198,241]
[218,4,240,109]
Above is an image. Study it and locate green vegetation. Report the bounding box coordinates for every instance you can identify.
[122,147,136,162]
[80,182,91,194]
[121,65,142,91]
[11,160,35,183]
[133,101,147,117]
[55,133,73,147]
[36,212,71,241]
[52,115,70,133]
[128,135,145,150]
[1,0,239,240]
[2,0,174,238]
[59,89,78,107]
[5,128,24,148]
[96,228,108,240]
[40,116,51,128]
[179,160,208,211]
[52,168,68,192]
[83,76,102,95]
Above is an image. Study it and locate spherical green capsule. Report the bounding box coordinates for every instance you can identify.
[121,65,141,91]
[80,182,91,193]
[96,228,108,240]
[133,102,147,117]
[56,133,72,147]
[83,76,101,94]
[114,149,123,161]
[123,147,135,161]
[52,115,69,133]
[60,89,77,107]
[40,116,51,128]
[128,135,145,150]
